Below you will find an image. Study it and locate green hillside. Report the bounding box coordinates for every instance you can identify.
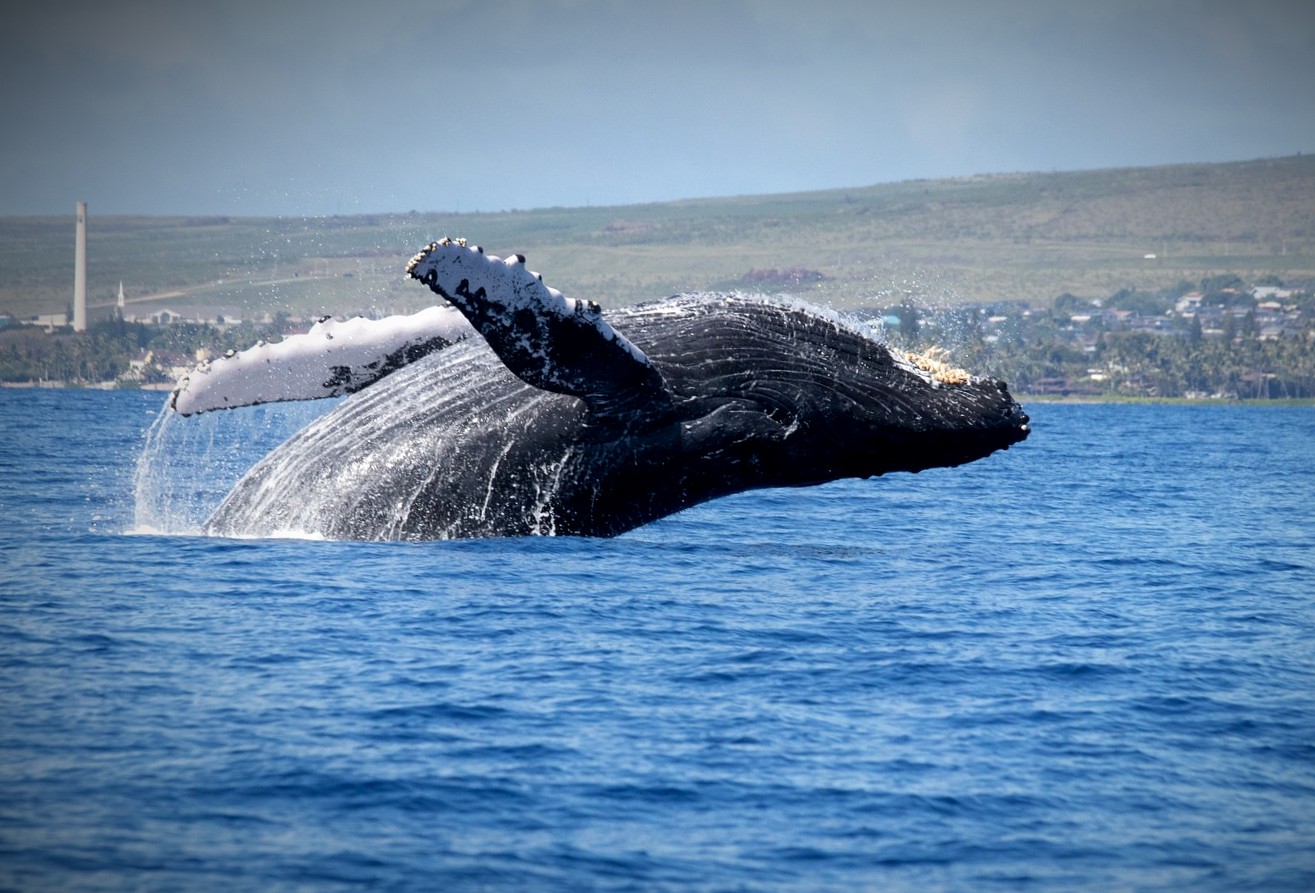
[3,155,1313,322]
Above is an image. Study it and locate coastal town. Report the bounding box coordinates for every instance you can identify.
[947,276,1315,399]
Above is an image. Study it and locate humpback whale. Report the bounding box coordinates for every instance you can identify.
[175,239,1029,540]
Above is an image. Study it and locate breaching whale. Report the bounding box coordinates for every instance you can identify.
[172,239,1030,540]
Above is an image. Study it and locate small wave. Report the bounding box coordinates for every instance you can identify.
[122,522,203,537]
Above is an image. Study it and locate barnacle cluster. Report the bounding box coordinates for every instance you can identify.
[902,346,971,386]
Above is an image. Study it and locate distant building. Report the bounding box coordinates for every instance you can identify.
[126,308,184,326]
[1252,286,1293,301]
[121,306,240,326]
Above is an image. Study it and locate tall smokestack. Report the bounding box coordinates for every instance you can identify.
[73,201,87,332]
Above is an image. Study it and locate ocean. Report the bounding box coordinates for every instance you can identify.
[1,389,1313,892]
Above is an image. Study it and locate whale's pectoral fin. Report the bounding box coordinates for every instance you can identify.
[407,239,674,427]
[169,306,472,416]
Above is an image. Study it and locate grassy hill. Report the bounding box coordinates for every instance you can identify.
[3,155,1313,322]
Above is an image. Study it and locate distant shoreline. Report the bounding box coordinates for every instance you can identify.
[3,380,1311,407]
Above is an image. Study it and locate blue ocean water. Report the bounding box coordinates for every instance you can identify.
[1,388,1313,892]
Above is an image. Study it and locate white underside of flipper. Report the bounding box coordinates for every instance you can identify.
[169,305,472,415]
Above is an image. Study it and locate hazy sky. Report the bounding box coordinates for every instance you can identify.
[3,0,1313,217]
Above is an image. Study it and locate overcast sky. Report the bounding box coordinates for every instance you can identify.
[3,0,1313,217]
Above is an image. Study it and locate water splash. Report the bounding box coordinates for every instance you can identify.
[803,264,998,371]
[131,396,338,536]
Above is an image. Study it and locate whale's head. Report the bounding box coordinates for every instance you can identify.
[629,296,1030,489]
[777,335,1030,481]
